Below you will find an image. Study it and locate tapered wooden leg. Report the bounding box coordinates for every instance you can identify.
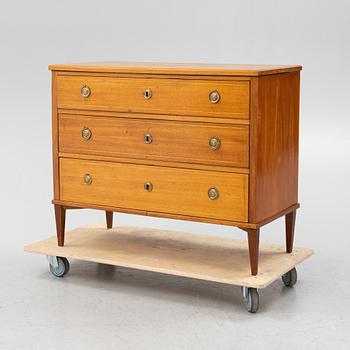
[246,228,260,276]
[105,211,113,229]
[285,210,296,253]
[54,204,66,247]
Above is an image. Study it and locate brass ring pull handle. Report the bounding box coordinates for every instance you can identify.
[208,90,220,104]
[81,127,92,141]
[144,182,153,192]
[144,133,153,144]
[81,85,91,98]
[208,136,221,150]
[83,174,92,185]
[143,89,152,99]
[208,187,219,200]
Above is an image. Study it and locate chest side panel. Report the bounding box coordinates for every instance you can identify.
[250,72,300,223]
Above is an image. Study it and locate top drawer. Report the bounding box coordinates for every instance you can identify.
[56,75,250,119]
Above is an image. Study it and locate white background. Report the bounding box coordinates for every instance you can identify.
[1,1,349,349]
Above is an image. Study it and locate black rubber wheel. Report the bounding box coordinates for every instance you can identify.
[243,288,259,313]
[282,267,297,287]
[49,257,70,277]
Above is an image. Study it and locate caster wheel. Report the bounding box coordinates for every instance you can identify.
[282,267,297,287]
[242,287,259,313]
[49,256,70,277]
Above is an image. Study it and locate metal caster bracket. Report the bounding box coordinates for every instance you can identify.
[47,255,59,268]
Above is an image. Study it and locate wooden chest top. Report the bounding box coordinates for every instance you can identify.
[49,61,301,76]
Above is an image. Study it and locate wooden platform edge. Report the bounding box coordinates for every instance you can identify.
[24,224,313,289]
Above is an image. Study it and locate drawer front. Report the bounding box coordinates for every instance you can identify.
[60,158,248,222]
[57,76,250,119]
[59,115,249,168]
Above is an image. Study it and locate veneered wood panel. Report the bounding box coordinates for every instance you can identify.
[52,199,257,229]
[52,72,60,199]
[250,72,300,222]
[49,61,302,77]
[60,158,248,222]
[56,75,250,118]
[57,108,251,125]
[59,114,249,168]
[58,152,250,174]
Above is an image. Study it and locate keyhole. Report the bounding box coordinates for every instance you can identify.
[144,133,153,144]
[144,182,153,192]
[143,89,152,99]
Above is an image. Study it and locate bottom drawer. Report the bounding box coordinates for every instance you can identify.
[59,158,248,222]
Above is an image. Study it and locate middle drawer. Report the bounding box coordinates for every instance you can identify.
[59,114,249,168]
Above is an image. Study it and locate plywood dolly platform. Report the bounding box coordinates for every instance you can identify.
[24,224,313,313]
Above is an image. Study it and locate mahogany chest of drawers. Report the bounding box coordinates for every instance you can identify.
[49,62,301,275]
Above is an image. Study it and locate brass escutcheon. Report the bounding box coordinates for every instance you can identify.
[143,89,152,99]
[144,133,153,144]
[144,182,153,192]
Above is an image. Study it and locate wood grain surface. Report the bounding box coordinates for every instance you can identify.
[59,158,249,222]
[58,152,250,174]
[49,61,302,76]
[51,72,60,199]
[56,75,250,118]
[57,108,251,125]
[249,72,300,222]
[58,114,249,168]
[52,199,258,229]
[24,224,313,288]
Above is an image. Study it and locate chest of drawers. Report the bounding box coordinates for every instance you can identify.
[49,62,301,275]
